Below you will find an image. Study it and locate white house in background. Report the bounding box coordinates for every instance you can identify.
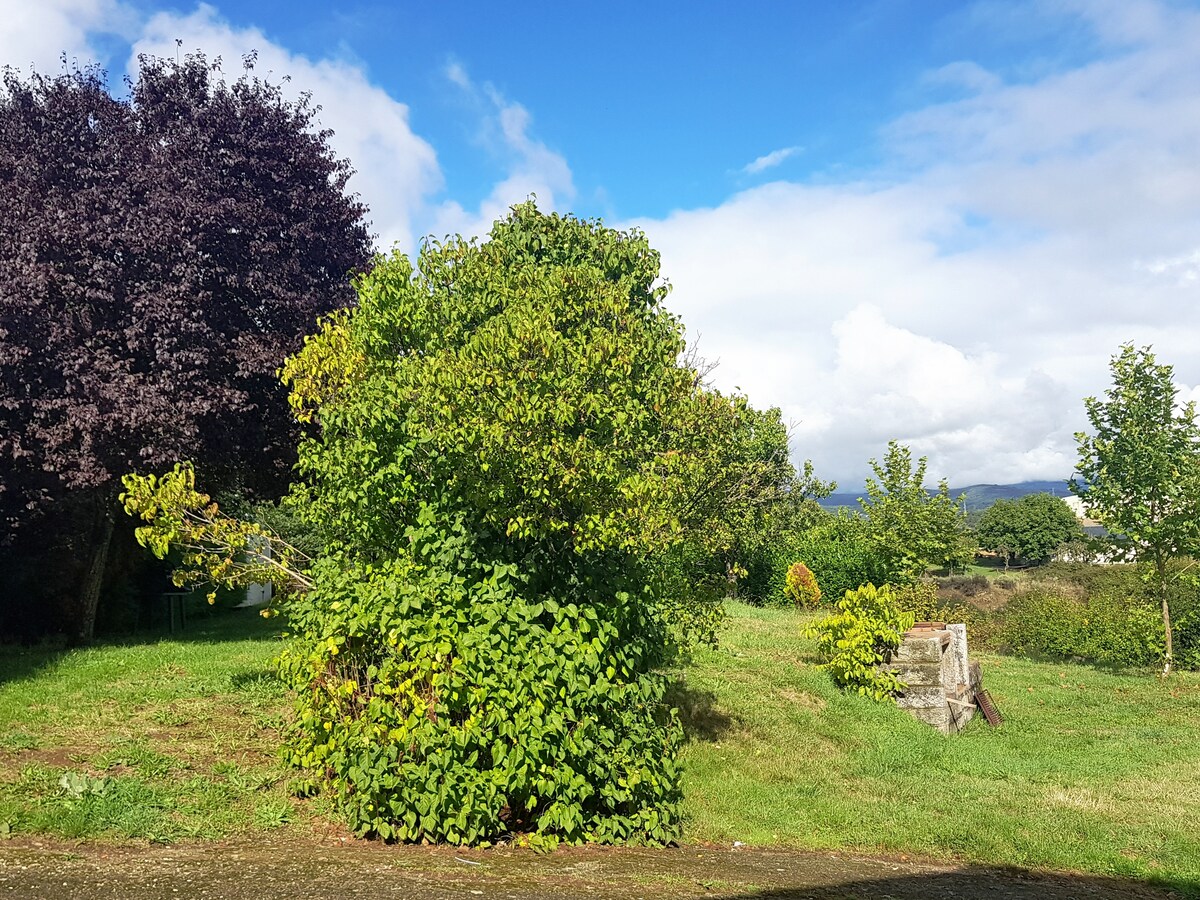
[1062,496,1108,535]
[1060,495,1116,563]
[241,581,273,607]
[236,537,274,608]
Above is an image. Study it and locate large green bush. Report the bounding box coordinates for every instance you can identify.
[760,513,888,607]
[271,206,782,843]
[995,585,1164,668]
[1016,563,1200,670]
[119,204,792,846]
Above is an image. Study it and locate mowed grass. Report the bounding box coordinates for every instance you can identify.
[2,600,1198,894]
[0,609,305,842]
[678,601,1200,888]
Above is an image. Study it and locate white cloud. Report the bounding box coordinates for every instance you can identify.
[742,146,800,176]
[444,59,470,91]
[634,0,1200,487]
[1061,0,1168,46]
[15,0,1200,490]
[430,63,575,241]
[131,4,441,252]
[805,307,1078,485]
[6,3,575,257]
[920,60,1001,94]
[0,0,136,74]
[1140,249,1200,284]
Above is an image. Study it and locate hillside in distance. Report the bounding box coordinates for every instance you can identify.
[819,479,1072,513]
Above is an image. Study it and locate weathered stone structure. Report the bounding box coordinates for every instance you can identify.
[887,622,981,733]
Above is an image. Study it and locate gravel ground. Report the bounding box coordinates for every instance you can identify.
[1,838,1193,900]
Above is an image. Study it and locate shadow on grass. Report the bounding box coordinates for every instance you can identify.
[228,668,289,700]
[710,867,1197,900]
[0,607,284,687]
[665,682,737,742]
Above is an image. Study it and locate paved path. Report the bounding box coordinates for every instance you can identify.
[0,839,1191,899]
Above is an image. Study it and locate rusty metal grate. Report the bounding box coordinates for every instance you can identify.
[975,689,1003,727]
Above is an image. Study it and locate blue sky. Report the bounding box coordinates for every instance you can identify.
[7,0,1200,487]
[78,1,1104,220]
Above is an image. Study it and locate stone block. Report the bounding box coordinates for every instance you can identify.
[895,685,948,708]
[946,696,976,733]
[887,622,981,734]
[887,662,944,687]
[893,634,948,663]
[907,705,951,731]
[939,642,957,689]
[969,661,982,691]
[947,623,970,688]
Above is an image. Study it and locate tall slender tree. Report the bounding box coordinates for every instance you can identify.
[1072,344,1200,675]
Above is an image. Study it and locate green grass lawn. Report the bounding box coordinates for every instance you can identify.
[679,602,1200,888]
[2,602,1198,893]
[0,609,305,842]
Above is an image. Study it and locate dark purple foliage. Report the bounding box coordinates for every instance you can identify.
[0,53,372,530]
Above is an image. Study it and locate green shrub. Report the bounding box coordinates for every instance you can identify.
[995,585,1163,668]
[1174,596,1200,670]
[263,206,777,845]
[278,530,683,845]
[1078,592,1164,668]
[761,515,888,608]
[932,574,989,598]
[890,580,996,646]
[783,562,821,608]
[1025,562,1139,595]
[805,583,915,701]
[982,561,1200,669]
[996,587,1089,661]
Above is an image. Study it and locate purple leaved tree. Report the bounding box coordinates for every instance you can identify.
[0,53,372,640]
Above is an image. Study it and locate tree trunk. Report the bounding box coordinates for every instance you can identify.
[78,499,116,645]
[1157,555,1173,677]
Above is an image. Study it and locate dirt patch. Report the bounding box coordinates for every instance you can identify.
[4,746,92,771]
[0,838,1191,900]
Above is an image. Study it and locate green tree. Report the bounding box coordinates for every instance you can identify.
[701,403,793,589]
[1072,344,1200,675]
[978,493,1083,568]
[0,54,370,641]
[125,204,790,844]
[859,442,974,581]
[733,446,837,602]
[977,498,1021,570]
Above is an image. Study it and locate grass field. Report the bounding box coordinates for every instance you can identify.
[0,610,307,842]
[679,602,1200,889]
[1,602,1197,893]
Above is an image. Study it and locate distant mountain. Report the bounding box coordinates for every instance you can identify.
[952,480,1073,512]
[819,479,1072,513]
